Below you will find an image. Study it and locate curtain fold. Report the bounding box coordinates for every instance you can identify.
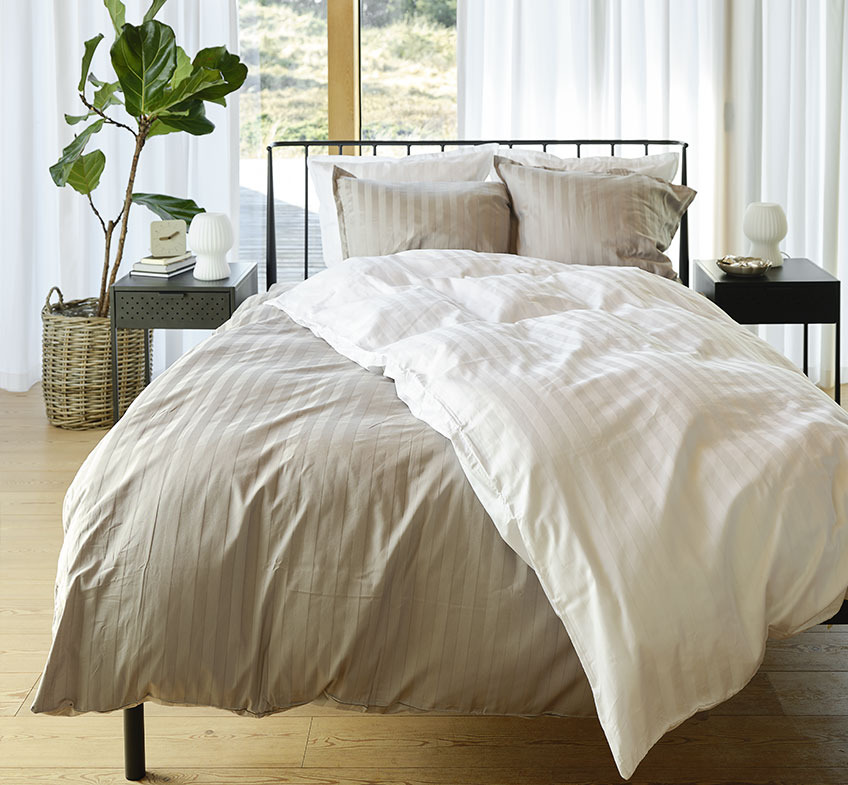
[459,0,847,388]
[0,0,240,392]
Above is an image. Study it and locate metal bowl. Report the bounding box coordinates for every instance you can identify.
[716,256,772,277]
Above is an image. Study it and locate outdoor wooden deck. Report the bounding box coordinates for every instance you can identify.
[238,186,324,289]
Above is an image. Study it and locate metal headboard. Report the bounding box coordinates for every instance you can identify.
[265,138,690,288]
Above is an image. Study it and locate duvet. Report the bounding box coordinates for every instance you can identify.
[271,249,848,778]
[32,278,595,723]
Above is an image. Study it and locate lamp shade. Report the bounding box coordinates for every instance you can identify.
[189,213,233,280]
[743,202,787,267]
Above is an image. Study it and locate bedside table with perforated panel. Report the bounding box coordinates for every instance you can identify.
[109,263,258,422]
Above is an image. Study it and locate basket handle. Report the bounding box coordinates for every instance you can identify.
[45,286,65,312]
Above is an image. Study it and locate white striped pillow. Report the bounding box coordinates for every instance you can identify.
[332,167,511,260]
[493,156,696,279]
[495,146,680,181]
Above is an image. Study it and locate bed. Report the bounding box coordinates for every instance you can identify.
[31,139,848,781]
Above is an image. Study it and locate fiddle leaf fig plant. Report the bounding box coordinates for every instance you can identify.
[51,0,247,317]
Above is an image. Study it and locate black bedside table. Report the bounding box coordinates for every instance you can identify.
[109,262,258,422]
[694,257,840,403]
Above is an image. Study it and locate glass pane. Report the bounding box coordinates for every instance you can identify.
[238,0,328,284]
[360,0,457,145]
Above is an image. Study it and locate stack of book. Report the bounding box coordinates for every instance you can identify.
[131,252,196,278]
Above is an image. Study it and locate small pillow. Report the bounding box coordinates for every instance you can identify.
[332,167,511,259]
[493,156,696,279]
[495,146,679,182]
[309,144,498,266]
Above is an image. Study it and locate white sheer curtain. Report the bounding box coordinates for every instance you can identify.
[459,0,848,388]
[0,0,240,392]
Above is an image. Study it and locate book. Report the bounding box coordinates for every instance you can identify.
[132,258,196,274]
[130,263,196,279]
[136,252,195,266]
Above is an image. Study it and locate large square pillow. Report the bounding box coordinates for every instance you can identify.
[332,167,511,259]
[309,144,498,266]
[493,156,696,279]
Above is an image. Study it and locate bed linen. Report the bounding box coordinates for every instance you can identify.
[493,157,695,278]
[271,249,848,779]
[32,284,595,724]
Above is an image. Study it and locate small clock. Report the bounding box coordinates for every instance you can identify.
[150,219,187,258]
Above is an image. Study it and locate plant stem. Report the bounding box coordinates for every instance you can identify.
[98,122,150,317]
[97,220,115,314]
[87,193,107,235]
[79,93,137,137]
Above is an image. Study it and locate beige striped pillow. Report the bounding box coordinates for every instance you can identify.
[493,156,696,279]
[332,167,511,260]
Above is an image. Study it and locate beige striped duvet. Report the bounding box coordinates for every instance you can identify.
[32,283,594,722]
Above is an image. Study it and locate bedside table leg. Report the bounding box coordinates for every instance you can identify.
[803,323,809,375]
[111,293,120,425]
[143,329,151,386]
[836,317,841,405]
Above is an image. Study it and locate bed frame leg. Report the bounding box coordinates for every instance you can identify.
[123,704,146,780]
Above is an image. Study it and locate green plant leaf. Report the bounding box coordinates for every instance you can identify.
[65,112,96,125]
[142,0,169,23]
[131,193,205,224]
[88,73,108,88]
[154,66,225,113]
[110,20,176,117]
[104,0,126,36]
[171,45,192,87]
[78,34,104,93]
[93,80,123,110]
[149,100,215,136]
[67,150,106,195]
[187,46,247,103]
[49,120,105,187]
[146,118,180,138]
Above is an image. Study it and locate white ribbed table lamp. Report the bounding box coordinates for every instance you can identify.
[189,213,233,280]
[743,202,787,268]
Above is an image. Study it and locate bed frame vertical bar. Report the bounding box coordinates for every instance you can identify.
[304,146,310,279]
[123,704,145,780]
[679,143,690,287]
[266,146,277,288]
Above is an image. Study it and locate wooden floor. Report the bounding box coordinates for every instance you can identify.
[2,386,848,784]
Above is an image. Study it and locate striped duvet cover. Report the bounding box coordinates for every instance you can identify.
[272,249,848,778]
[32,278,595,724]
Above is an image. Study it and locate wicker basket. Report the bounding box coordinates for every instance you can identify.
[41,287,151,429]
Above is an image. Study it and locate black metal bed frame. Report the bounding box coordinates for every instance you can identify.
[264,138,691,287]
[121,138,848,779]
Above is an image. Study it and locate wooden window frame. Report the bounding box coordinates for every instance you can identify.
[327,0,361,151]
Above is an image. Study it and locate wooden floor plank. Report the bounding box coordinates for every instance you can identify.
[0,716,311,768]
[761,630,848,671]
[304,714,848,771]
[0,673,39,708]
[0,633,52,673]
[0,609,55,636]
[303,715,612,770]
[767,671,848,715]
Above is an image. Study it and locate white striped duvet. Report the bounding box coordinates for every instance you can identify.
[32,283,594,723]
[272,249,848,779]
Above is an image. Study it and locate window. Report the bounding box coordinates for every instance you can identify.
[237,0,458,280]
[360,0,457,141]
[238,0,329,281]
